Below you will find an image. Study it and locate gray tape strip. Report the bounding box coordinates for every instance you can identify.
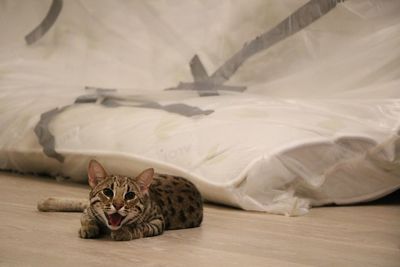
[84,86,117,93]
[166,55,246,96]
[166,81,246,94]
[139,102,213,116]
[77,87,118,103]
[74,94,98,104]
[25,0,63,45]
[34,106,68,162]
[167,0,344,95]
[101,96,214,116]
[190,55,209,82]
[189,55,219,96]
[210,0,343,85]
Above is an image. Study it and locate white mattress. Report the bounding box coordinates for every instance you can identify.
[1,0,399,215]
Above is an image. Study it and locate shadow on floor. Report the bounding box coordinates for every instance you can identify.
[369,189,400,205]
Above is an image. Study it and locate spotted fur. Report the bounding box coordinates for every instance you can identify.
[79,160,203,241]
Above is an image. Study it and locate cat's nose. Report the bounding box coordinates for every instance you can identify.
[113,203,124,210]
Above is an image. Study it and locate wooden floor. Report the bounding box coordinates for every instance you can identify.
[0,172,399,267]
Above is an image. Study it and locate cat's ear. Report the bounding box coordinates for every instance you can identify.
[87,160,108,188]
[136,168,154,195]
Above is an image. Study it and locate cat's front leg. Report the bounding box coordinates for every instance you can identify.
[111,225,143,241]
[141,218,165,238]
[111,218,164,241]
[79,208,101,239]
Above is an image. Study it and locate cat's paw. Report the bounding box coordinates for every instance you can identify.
[111,227,142,241]
[79,226,100,239]
[111,227,132,241]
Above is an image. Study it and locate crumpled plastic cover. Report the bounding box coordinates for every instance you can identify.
[1,0,399,215]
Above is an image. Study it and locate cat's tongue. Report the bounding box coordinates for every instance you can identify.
[108,213,123,227]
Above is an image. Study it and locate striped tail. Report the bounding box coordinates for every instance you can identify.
[37,197,89,212]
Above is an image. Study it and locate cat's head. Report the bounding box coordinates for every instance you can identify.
[87,160,154,230]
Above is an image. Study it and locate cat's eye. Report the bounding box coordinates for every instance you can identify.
[103,188,114,198]
[124,191,135,200]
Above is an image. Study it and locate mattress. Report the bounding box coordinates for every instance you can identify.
[1,0,399,215]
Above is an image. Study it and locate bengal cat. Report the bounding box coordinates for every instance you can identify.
[38,160,203,241]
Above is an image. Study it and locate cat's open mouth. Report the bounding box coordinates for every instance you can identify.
[106,213,126,227]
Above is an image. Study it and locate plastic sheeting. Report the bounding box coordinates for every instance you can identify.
[1,0,400,215]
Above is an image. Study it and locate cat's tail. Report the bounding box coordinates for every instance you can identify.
[37,197,89,212]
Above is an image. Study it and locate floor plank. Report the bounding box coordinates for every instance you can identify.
[0,172,399,267]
